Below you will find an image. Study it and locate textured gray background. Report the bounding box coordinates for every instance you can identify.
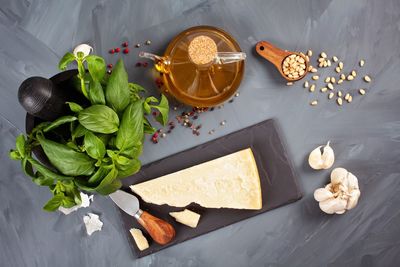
[1,0,400,266]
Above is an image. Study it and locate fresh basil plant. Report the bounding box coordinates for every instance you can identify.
[9,44,169,212]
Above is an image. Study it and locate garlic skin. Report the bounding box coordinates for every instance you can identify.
[314,167,361,214]
[308,141,335,170]
[73,44,93,58]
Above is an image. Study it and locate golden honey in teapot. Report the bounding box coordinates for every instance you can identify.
[140,26,246,107]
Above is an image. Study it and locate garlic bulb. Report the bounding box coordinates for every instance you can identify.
[308,141,335,170]
[314,167,361,214]
[73,44,93,58]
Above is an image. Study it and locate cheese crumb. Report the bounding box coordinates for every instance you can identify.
[129,228,149,251]
[169,209,201,228]
[83,213,103,236]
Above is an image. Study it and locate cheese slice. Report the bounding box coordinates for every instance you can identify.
[130,148,262,210]
[129,228,149,251]
[169,209,201,228]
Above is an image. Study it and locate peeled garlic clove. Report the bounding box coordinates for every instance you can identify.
[314,188,334,202]
[320,141,335,169]
[330,167,348,185]
[319,198,347,214]
[308,141,335,170]
[346,190,361,210]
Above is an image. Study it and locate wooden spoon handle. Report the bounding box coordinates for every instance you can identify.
[137,210,176,245]
[255,41,289,68]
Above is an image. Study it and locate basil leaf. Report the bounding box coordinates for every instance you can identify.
[66,102,83,113]
[150,94,169,126]
[86,55,106,82]
[87,165,110,185]
[78,105,119,134]
[61,196,77,208]
[143,117,156,134]
[96,179,121,195]
[15,134,26,158]
[143,101,151,114]
[72,123,88,139]
[88,79,106,105]
[43,194,64,211]
[9,150,21,160]
[28,157,73,181]
[129,83,146,93]
[43,116,77,132]
[37,134,95,176]
[84,132,106,160]
[120,144,143,159]
[105,59,130,113]
[58,52,75,70]
[116,101,144,151]
[21,157,35,178]
[32,173,54,186]
[117,158,141,178]
[79,109,118,135]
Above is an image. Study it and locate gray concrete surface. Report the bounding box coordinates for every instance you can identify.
[1,0,400,266]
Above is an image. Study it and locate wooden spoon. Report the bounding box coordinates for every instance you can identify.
[256,41,309,82]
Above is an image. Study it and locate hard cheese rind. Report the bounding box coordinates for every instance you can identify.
[131,148,262,210]
[129,228,149,251]
[169,209,201,228]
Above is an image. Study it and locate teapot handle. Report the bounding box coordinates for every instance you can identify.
[139,52,171,73]
[214,52,246,64]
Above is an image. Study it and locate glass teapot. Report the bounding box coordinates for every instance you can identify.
[140,26,246,107]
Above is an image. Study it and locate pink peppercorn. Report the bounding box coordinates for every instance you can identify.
[109,49,115,54]
[115,47,120,53]
[122,41,128,47]
[123,48,129,54]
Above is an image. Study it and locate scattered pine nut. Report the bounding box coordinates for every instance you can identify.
[344,93,350,100]
[328,92,334,99]
[347,75,354,81]
[310,100,318,106]
[337,79,343,84]
[348,95,353,103]
[310,84,316,92]
[327,83,334,90]
[327,60,331,67]
[307,50,313,57]
[332,56,338,62]
[335,67,341,73]
[337,98,343,106]
[319,62,324,68]
[331,77,336,83]
[359,89,366,95]
[323,61,328,67]
[304,81,309,88]
[364,75,371,82]
[321,52,327,58]
[287,82,293,86]
[359,59,365,67]
[340,74,346,80]
[339,62,344,69]
[351,70,357,77]
[321,87,328,92]
[311,68,318,73]
[325,77,331,83]
[312,75,319,80]
[338,91,343,97]
[318,58,325,63]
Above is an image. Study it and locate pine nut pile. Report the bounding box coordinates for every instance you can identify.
[282,54,307,80]
[286,50,372,107]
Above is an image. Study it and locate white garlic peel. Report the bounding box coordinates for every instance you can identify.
[314,167,361,214]
[308,141,335,170]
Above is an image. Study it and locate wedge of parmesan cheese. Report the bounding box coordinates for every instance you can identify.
[131,148,262,210]
[129,228,149,251]
[169,209,201,228]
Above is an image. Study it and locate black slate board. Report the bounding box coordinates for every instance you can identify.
[117,118,302,258]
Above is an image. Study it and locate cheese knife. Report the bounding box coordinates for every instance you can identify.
[110,190,176,245]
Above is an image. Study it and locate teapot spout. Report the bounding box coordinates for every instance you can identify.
[214,52,246,64]
[139,52,170,73]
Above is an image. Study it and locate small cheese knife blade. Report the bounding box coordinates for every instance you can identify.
[110,190,175,245]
